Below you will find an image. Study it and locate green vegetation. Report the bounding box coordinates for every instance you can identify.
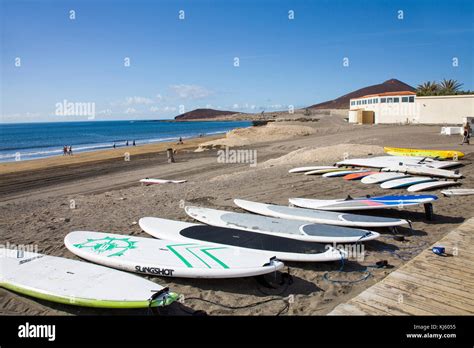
[416,79,473,96]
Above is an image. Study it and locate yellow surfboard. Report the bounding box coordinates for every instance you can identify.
[384,147,464,160]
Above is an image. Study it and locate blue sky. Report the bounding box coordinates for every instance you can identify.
[1,0,473,122]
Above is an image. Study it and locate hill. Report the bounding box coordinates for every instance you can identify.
[309,79,415,109]
[174,108,241,120]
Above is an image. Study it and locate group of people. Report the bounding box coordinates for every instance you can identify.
[63,145,73,156]
[113,140,136,148]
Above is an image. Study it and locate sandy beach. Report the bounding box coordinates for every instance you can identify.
[1,115,473,316]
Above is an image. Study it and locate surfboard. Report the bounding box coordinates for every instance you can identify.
[289,166,337,173]
[361,172,411,184]
[304,167,351,175]
[407,181,461,192]
[322,170,368,178]
[0,248,178,308]
[140,178,186,185]
[337,156,459,169]
[289,195,437,211]
[65,231,284,279]
[441,189,474,197]
[184,206,380,243]
[343,171,379,180]
[384,147,464,160]
[380,177,438,189]
[139,217,346,262]
[381,166,462,179]
[234,199,409,228]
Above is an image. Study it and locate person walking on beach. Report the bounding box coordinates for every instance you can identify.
[126,140,129,146]
[462,122,471,145]
[133,140,136,146]
[68,145,73,155]
[63,145,67,156]
[113,142,116,149]
[177,137,183,145]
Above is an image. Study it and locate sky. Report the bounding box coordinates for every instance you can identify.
[1,0,473,123]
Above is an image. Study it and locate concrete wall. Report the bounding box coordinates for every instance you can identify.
[417,95,474,125]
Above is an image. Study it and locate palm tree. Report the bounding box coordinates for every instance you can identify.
[438,79,463,95]
[416,81,439,96]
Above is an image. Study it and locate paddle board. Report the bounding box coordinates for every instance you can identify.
[140,178,186,185]
[234,199,408,228]
[0,248,177,308]
[441,189,474,197]
[289,166,337,173]
[289,195,437,211]
[407,181,461,192]
[139,217,346,262]
[322,170,368,178]
[384,147,464,160]
[343,171,379,180]
[380,177,437,189]
[361,172,411,184]
[305,167,351,175]
[337,156,459,169]
[65,231,283,278]
[184,206,380,243]
[381,166,462,179]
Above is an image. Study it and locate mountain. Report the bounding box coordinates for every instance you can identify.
[308,79,416,109]
[174,108,241,120]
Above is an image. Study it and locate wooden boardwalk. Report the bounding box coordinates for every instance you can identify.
[328,218,474,315]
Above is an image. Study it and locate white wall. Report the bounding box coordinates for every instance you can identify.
[417,95,474,125]
[348,94,474,125]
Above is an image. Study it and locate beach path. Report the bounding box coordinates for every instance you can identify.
[328,218,474,315]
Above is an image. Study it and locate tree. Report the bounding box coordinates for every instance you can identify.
[438,79,463,95]
[416,81,439,96]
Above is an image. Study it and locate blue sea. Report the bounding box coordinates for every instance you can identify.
[0,120,252,162]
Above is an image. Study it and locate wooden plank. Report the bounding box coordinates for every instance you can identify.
[355,290,433,315]
[393,270,474,300]
[376,280,472,314]
[328,303,368,316]
[402,261,474,284]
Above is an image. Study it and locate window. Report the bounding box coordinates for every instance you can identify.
[387,97,393,103]
[357,100,361,105]
[402,97,408,102]
[409,96,414,103]
[381,98,386,103]
[363,100,367,105]
[368,99,372,104]
[394,97,399,102]
[374,98,378,103]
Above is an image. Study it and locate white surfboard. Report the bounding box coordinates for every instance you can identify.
[337,156,459,169]
[361,172,411,184]
[65,231,283,279]
[305,167,352,175]
[184,206,380,243]
[407,181,461,192]
[322,170,368,178]
[380,177,437,189]
[441,189,474,197]
[381,166,462,179]
[140,178,187,185]
[139,217,346,262]
[234,199,409,228]
[289,195,437,211]
[289,166,337,173]
[0,248,177,308]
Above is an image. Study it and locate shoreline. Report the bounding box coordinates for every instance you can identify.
[0,133,224,175]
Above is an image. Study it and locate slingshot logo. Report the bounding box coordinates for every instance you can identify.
[217,146,257,167]
[18,322,56,341]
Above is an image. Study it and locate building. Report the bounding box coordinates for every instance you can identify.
[349,91,474,125]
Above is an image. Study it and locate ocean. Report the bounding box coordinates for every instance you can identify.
[0,120,252,162]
